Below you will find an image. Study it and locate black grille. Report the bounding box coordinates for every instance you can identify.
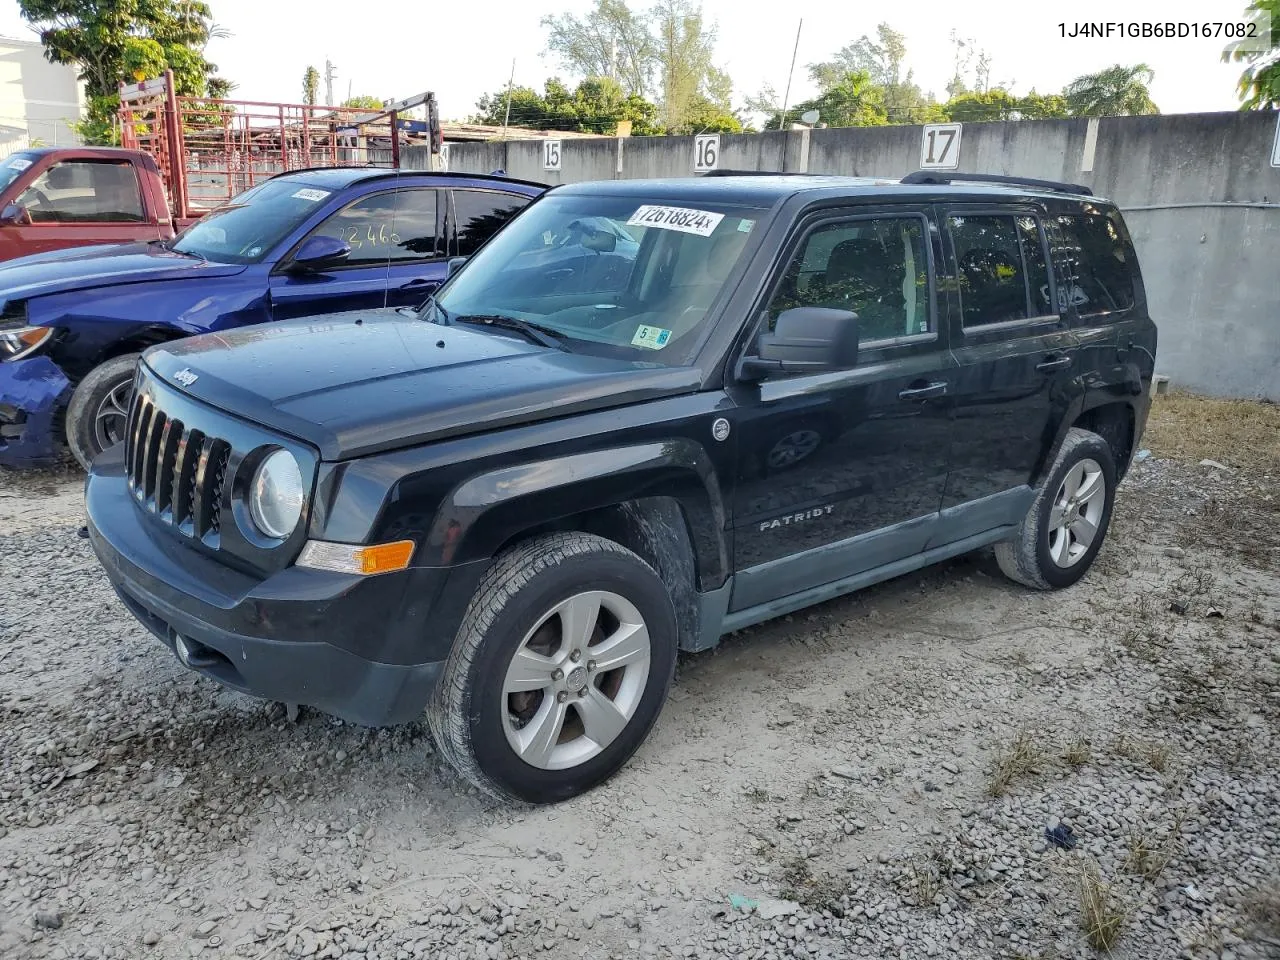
[124,389,230,543]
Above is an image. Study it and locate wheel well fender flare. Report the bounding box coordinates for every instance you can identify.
[423,440,729,588]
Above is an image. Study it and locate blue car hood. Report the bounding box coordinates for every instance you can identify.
[0,243,247,307]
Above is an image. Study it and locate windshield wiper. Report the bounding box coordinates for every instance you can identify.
[452,313,566,350]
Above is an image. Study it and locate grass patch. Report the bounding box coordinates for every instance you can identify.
[1143,392,1280,470]
[1144,742,1172,773]
[1063,737,1092,769]
[777,856,845,912]
[987,730,1045,797]
[1078,859,1128,951]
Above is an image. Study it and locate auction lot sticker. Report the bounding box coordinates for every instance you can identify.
[627,205,724,237]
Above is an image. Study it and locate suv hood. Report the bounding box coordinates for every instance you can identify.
[0,242,246,306]
[144,311,702,460]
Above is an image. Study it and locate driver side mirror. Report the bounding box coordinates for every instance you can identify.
[740,307,860,379]
[0,203,29,226]
[446,256,467,278]
[289,235,350,273]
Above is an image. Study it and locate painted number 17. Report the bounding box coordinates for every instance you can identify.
[920,123,962,170]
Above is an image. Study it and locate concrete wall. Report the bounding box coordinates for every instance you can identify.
[0,37,83,153]
[414,111,1280,399]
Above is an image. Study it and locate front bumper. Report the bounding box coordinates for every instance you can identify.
[0,355,71,466]
[86,445,485,726]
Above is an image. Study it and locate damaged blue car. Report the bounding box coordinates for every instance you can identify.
[0,168,543,469]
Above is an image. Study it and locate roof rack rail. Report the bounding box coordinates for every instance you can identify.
[899,171,1093,196]
[700,169,810,177]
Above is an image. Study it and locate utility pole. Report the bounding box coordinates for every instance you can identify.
[501,59,516,139]
[778,19,802,130]
[324,59,336,107]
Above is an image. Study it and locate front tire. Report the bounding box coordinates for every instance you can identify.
[995,427,1117,590]
[65,354,140,471]
[427,532,678,803]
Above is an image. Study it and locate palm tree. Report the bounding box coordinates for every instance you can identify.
[1063,64,1159,117]
[1224,0,1279,110]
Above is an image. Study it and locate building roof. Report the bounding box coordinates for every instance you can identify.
[441,123,605,143]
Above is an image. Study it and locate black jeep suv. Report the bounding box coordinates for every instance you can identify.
[85,172,1157,803]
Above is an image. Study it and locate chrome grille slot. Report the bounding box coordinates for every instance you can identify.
[171,428,203,532]
[123,387,229,543]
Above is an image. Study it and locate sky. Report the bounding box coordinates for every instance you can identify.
[0,0,1256,123]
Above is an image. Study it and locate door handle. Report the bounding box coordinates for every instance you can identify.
[1036,355,1072,373]
[898,380,948,401]
[400,277,440,291]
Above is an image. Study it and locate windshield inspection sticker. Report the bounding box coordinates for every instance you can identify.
[291,188,330,202]
[631,325,672,350]
[627,205,724,237]
[6,157,31,171]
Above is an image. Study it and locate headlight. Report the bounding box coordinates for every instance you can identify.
[248,449,304,539]
[0,325,53,361]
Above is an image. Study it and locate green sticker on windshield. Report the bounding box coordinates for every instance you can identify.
[631,325,672,350]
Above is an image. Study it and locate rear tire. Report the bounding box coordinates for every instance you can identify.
[65,353,140,471]
[427,532,677,803]
[995,427,1117,590]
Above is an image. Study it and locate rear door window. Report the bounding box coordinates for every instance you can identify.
[1051,212,1138,315]
[453,190,532,256]
[18,160,145,223]
[948,214,1053,327]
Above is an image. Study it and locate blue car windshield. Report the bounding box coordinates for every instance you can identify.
[433,193,768,365]
[170,178,333,264]
[0,152,36,190]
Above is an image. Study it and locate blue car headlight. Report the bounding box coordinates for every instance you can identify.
[0,325,53,362]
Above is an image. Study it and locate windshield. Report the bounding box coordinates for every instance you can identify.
[0,152,37,191]
[432,193,768,365]
[170,178,334,264]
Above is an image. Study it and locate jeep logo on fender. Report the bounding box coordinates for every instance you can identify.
[759,505,835,531]
[173,368,199,387]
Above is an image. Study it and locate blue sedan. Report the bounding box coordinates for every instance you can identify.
[0,168,544,468]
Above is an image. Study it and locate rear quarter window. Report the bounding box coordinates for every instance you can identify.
[1051,211,1139,316]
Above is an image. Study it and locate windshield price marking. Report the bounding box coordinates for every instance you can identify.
[627,205,724,237]
[292,188,330,202]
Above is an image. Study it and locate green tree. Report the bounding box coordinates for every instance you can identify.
[944,88,1021,122]
[1063,64,1159,116]
[342,95,386,111]
[652,0,726,132]
[472,76,661,135]
[1224,0,1280,109]
[762,70,889,130]
[671,94,741,134]
[807,24,941,124]
[302,66,320,106]
[541,0,656,98]
[19,0,226,143]
[1017,90,1070,119]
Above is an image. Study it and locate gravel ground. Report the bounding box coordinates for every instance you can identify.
[2,397,1279,960]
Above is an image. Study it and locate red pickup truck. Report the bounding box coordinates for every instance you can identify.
[0,147,193,261]
[0,71,442,262]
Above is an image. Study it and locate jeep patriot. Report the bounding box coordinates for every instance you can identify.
[85,172,1157,802]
